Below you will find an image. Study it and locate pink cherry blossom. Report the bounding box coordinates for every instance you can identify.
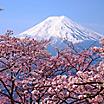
[0,34,104,103]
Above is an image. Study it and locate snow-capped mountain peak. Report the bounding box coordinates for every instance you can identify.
[19,16,103,44]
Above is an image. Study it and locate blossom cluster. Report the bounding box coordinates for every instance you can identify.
[0,34,104,104]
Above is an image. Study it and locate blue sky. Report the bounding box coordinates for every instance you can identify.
[0,0,104,35]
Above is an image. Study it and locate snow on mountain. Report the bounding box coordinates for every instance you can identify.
[19,16,103,44]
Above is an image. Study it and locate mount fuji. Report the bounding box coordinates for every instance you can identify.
[19,16,103,52]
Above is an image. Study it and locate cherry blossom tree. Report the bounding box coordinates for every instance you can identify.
[0,34,104,104]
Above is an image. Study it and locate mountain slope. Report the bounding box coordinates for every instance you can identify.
[19,16,103,44]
